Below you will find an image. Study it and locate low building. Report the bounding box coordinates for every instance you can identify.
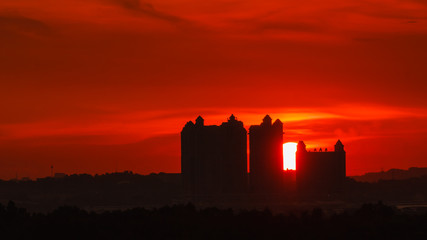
[296,140,346,194]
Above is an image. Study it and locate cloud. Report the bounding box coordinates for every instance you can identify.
[105,0,183,22]
[0,14,52,38]
[256,21,320,33]
[0,0,426,178]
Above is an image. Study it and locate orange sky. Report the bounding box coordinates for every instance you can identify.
[1,0,427,179]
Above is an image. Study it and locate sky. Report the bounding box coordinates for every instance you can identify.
[0,0,427,179]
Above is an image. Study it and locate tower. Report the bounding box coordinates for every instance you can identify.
[249,115,284,194]
[335,140,344,152]
[181,115,247,198]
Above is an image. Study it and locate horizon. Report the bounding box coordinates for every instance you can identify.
[2,113,427,180]
[7,165,427,182]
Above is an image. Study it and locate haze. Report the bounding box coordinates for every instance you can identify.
[1,0,427,179]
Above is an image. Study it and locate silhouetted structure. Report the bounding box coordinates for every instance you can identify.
[296,140,346,195]
[249,115,284,193]
[181,114,349,199]
[181,115,247,197]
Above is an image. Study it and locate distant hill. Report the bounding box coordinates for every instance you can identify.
[350,167,427,183]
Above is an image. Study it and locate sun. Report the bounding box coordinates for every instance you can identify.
[283,142,297,170]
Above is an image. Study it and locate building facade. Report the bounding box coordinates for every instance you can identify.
[181,114,347,199]
[181,115,247,197]
[249,115,284,193]
[296,140,346,194]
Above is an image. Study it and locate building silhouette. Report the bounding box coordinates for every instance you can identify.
[181,115,247,197]
[296,140,346,194]
[249,115,284,193]
[181,114,347,199]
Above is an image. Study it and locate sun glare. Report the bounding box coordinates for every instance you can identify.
[283,142,297,170]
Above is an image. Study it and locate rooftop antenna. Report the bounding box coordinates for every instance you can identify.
[51,165,53,177]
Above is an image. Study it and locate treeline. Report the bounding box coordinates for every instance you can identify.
[0,172,182,212]
[1,201,426,240]
[3,172,427,212]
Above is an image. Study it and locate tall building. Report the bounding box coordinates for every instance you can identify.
[181,115,247,197]
[296,140,346,194]
[181,113,347,199]
[249,115,284,193]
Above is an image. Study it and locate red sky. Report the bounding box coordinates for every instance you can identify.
[1,0,427,179]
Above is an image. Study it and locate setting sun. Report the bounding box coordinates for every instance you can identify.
[283,142,297,170]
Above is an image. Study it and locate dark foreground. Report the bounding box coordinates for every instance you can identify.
[1,201,427,240]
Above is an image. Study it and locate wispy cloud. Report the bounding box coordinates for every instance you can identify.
[0,13,53,38]
[104,0,183,22]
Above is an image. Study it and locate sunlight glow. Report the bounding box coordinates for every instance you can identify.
[283,142,297,170]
